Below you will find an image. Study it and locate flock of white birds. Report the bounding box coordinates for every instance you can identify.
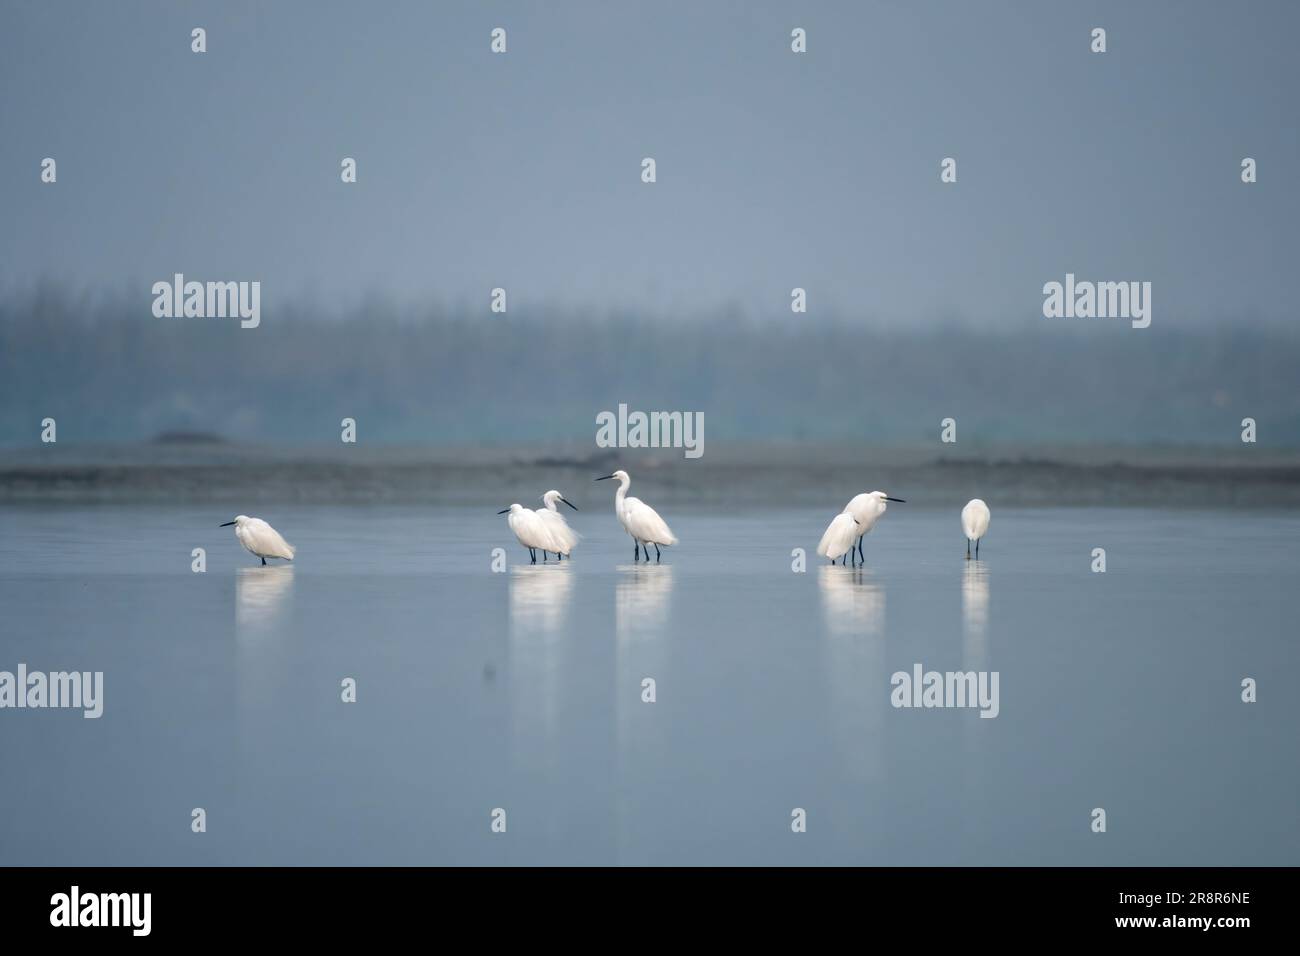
[495,470,678,563]
[497,490,583,562]
[219,472,991,566]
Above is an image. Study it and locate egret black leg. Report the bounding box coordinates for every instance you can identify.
[858,536,865,563]
[261,556,266,566]
[976,539,980,559]
[966,538,971,559]
[654,543,661,561]
[529,547,536,564]
[634,541,640,561]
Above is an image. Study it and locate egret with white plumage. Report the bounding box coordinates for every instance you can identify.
[536,489,580,559]
[961,498,991,559]
[818,491,905,565]
[219,515,295,566]
[499,503,560,564]
[816,510,860,564]
[595,469,677,562]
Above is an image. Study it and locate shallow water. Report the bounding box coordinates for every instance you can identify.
[0,504,1296,865]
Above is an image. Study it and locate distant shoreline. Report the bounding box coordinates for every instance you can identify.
[2,442,1296,507]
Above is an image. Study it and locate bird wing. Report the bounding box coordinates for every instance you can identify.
[508,511,533,549]
[625,499,677,545]
[245,519,295,559]
[817,511,858,558]
[516,509,562,552]
[962,501,990,539]
[536,508,580,552]
[961,502,976,537]
[506,511,523,544]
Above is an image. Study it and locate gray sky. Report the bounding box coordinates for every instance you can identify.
[2,0,1296,323]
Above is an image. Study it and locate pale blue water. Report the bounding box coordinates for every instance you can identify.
[0,504,1296,865]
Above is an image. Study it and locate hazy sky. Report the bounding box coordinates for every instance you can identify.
[2,0,1297,323]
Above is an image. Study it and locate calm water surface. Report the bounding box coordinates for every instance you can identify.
[0,504,1296,865]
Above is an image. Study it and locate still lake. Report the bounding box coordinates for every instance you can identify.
[0,503,1295,865]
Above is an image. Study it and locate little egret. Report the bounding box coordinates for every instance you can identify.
[535,490,580,559]
[819,491,905,565]
[961,498,991,559]
[219,515,295,565]
[595,469,678,561]
[499,503,559,564]
[816,511,860,564]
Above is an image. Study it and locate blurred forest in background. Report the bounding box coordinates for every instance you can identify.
[2,286,1296,450]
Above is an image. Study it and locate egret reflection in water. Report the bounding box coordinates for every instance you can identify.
[233,565,295,809]
[235,565,295,633]
[962,562,990,670]
[508,563,575,636]
[614,562,674,856]
[817,564,885,637]
[615,563,675,637]
[960,561,993,810]
[507,564,575,778]
[817,565,887,784]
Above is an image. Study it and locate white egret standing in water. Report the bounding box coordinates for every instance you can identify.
[535,490,580,560]
[962,498,991,559]
[818,491,905,565]
[499,503,559,564]
[595,469,678,562]
[816,511,860,564]
[219,515,295,566]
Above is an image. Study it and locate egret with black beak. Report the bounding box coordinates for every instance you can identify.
[595,469,678,562]
[817,491,905,565]
[219,515,295,566]
[536,490,580,559]
[498,503,559,564]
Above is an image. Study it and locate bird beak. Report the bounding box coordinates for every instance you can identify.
[561,497,578,511]
[219,521,235,527]
[595,475,613,481]
[884,497,906,503]
[497,508,510,515]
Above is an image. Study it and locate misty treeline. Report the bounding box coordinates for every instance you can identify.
[2,286,1296,447]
